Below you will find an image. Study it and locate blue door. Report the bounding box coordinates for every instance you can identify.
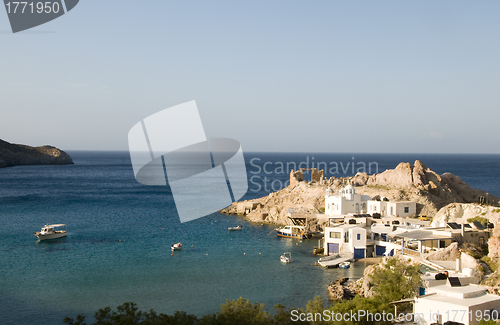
[328,243,339,255]
[376,245,386,256]
[354,248,365,258]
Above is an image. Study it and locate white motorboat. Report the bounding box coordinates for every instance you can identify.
[33,224,67,241]
[171,242,182,251]
[228,225,242,231]
[318,254,339,262]
[280,252,292,263]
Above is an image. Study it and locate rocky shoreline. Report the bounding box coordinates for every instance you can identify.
[220,160,500,227]
[0,139,73,168]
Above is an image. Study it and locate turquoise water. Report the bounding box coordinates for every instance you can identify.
[0,152,498,324]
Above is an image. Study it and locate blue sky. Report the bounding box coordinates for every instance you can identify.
[1,1,499,153]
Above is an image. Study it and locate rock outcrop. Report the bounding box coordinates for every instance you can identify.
[327,277,355,301]
[222,181,327,225]
[433,203,500,225]
[0,139,73,168]
[424,242,460,261]
[359,160,499,216]
[220,160,499,226]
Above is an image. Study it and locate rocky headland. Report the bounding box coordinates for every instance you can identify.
[221,160,499,226]
[0,139,73,168]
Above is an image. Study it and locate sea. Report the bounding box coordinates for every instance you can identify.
[0,152,499,325]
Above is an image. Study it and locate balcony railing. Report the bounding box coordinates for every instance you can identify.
[402,248,421,257]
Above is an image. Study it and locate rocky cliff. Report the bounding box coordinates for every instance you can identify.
[433,203,500,225]
[220,160,499,226]
[0,139,73,168]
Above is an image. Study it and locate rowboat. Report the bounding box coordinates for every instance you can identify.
[339,261,351,269]
[280,252,292,263]
[171,242,182,251]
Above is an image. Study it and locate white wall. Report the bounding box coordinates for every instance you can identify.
[349,227,366,250]
[324,226,345,255]
[324,226,367,255]
[414,297,500,325]
[325,186,370,216]
[414,299,468,325]
[395,202,417,217]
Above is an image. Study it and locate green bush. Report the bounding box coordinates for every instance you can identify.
[481,256,499,272]
[63,302,198,325]
[467,216,489,225]
[325,257,421,325]
[64,298,312,325]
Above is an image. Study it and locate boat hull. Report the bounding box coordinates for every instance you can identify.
[339,262,351,269]
[171,243,182,251]
[35,231,67,241]
[276,230,307,239]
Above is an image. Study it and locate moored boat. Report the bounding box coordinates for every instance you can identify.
[228,225,242,231]
[33,224,67,241]
[280,252,292,263]
[171,242,182,251]
[339,261,351,269]
[275,225,308,239]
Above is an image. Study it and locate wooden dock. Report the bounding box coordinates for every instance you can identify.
[317,255,353,268]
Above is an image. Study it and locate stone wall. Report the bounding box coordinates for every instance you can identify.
[290,168,324,185]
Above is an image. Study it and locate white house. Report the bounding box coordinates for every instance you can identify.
[414,283,500,325]
[367,200,417,218]
[324,224,367,258]
[367,200,387,216]
[325,185,371,216]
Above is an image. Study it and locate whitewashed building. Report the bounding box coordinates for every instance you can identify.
[323,224,367,258]
[414,283,500,325]
[325,185,372,216]
[326,186,417,218]
[367,200,417,218]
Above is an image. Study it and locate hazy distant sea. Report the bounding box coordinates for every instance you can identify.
[0,152,498,325]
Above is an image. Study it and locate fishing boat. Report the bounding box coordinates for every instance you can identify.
[171,242,182,251]
[228,225,242,231]
[275,225,308,239]
[280,252,292,263]
[33,224,67,241]
[339,261,351,269]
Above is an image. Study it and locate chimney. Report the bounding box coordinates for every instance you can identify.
[461,218,465,237]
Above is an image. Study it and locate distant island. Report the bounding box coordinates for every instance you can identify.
[0,139,73,168]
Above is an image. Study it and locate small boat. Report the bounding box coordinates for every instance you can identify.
[280,252,292,263]
[339,261,351,269]
[275,225,308,239]
[171,242,182,251]
[33,224,67,241]
[228,225,242,231]
[318,254,339,262]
